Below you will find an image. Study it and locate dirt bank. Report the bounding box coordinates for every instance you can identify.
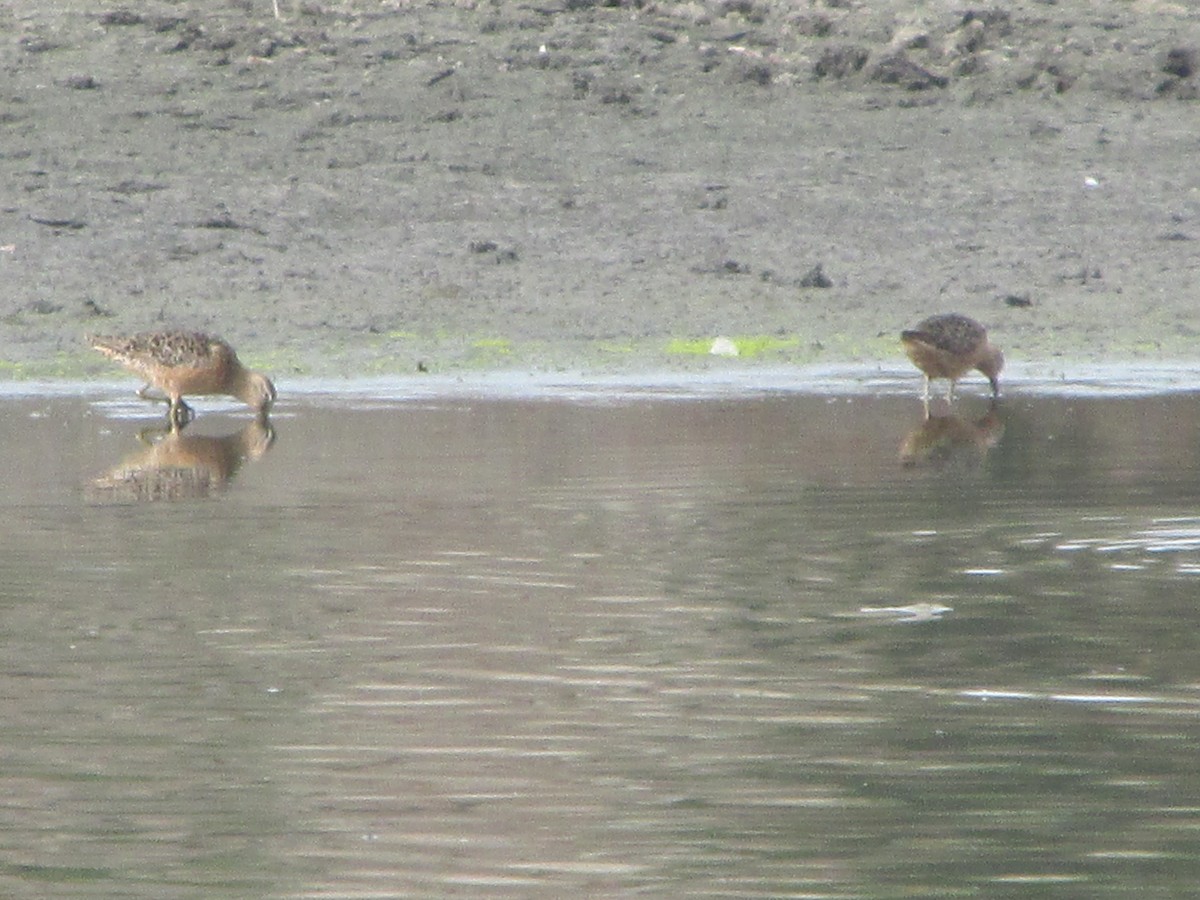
[1,1,1198,380]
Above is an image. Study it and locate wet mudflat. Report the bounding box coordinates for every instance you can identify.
[4,374,1200,897]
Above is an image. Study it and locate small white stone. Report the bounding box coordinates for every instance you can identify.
[710,336,739,357]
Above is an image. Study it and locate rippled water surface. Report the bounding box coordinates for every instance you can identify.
[5,373,1200,898]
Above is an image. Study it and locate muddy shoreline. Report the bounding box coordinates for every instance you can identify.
[1,2,1198,381]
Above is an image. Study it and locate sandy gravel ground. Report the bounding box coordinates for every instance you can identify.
[1,1,1198,380]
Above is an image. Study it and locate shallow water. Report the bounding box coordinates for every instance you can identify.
[4,374,1200,897]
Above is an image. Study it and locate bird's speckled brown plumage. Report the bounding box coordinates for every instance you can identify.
[90,331,276,425]
[900,313,1003,401]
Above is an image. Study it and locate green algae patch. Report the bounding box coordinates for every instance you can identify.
[665,338,716,356]
[0,359,36,379]
[0,353,114,380]
[473,337,513,353]
[728,335,802,357]
[468,337,515,364]
[820,332,899,359]
[242,347,314,377]
[597,341,636,355]
[665,335,803,358]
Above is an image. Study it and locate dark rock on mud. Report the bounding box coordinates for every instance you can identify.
[799,265,833,290]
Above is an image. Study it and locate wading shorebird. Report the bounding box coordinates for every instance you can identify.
[900,313,1003,402]
[89,331,276,426]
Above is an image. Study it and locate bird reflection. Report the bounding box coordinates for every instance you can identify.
[88,416,275,502]
[899,402,1003,470]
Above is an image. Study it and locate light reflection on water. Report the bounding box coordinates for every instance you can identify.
[1,383,1200,896]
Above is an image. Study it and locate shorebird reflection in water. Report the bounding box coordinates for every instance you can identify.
[900,313,1003,403]
[89,331,276,426]
[899,402,1004,470]
[87,417,275,503]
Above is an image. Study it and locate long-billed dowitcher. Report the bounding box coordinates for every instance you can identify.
[900,313,1003,401]
[89,331,276,425]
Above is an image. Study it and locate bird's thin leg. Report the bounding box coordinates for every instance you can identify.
[921,375,931,402]
[168,398,194,429]
[946,379,956,403]
[136,384,170,405]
